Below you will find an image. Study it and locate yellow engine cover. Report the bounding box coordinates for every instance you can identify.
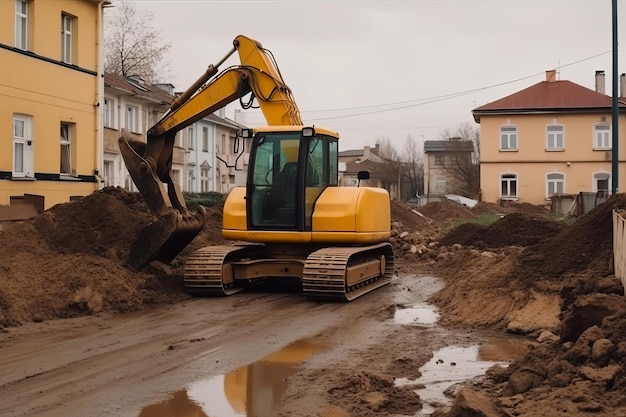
[222,187,390,244]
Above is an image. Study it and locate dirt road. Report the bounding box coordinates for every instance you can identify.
[0,275,500,417]
[4,189,626,416]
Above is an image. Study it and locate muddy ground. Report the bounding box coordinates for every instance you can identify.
[1,187,626,416]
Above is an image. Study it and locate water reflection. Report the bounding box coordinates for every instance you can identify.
[394,303,440,326]
[396,337,530,415]
[138,338,325,417]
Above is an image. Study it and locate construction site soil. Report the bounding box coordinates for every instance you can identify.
[2,186,626,416]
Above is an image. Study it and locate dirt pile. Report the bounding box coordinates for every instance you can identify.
[0,187,226,327]
[438,212,565,249]
[430,194,626,416]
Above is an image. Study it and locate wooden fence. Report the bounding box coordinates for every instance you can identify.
[613,209,626,291]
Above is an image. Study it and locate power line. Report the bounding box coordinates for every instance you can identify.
[302,49,612,121]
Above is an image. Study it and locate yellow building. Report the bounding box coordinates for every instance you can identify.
[473,70,626,206]
[0,0,108,209]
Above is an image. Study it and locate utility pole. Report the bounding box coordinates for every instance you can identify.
[612,0,619,194]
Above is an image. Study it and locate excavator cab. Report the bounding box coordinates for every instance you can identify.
[246,126,338,231]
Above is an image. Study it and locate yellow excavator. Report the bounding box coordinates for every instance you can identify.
[119,35,394,301]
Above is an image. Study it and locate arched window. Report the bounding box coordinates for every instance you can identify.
[546,172,565,198]
[546,125,564,150]
[500,125,517,150]
[593,171,610,194]
[500,173,518,199]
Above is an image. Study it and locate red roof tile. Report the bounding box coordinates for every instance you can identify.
[472,79,626,122]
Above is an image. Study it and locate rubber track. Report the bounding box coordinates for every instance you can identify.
[302,242,394,301]
[183,245,250,296]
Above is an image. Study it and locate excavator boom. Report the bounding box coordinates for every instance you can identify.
[120,35,303,269]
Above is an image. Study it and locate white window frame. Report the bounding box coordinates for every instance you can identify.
[187,126,194,150]
[546,172,565,198]
[594,124,611,149]
[60,122,72,175]
[593,171,611,193]
[200,166,209,192]
[125,104,139,133]
[546,125,564,150]
[103,98,115,128]
[103,160,114,187]
[13,114,33,178]
[500,173,518,199]
[61,13,73,64]
[15,0,28,50]
[434,175,446,194]
[202,127,209,152]
[500,126,518,151]
[187,170,194,192]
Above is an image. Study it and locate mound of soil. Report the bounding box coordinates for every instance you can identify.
[432,194,626,417]
[439,212,565,249]
[0,187,226,327]
[416,200,476,223]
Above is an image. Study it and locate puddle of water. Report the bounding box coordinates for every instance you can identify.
[394,303,440,326]
[396,337,530,415]
[138,338,325,417]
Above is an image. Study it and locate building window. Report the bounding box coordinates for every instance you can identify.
[202,127,209,152]
[594,124,611,149]
[103,160,113,187]
[434,155,444,166]
[15,0,28,50]
[13,114,33,177]
[187,170,194,192]
[221,133,226,153]
[187,126,194,149]
[500,173,518,198]
[593,172,610,194]
[546,172,565,198]
[201,167,209,192]
[103,98,114,128]
[435,175,446,194]
[500,126,517,150]
[60,122,73,175]
[125,105,139,133]
[61,13,74,64]
[546,125,564,150]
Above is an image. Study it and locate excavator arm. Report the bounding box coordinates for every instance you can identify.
[120,35,302,269]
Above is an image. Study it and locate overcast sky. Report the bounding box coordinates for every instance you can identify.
[124,0,624,152]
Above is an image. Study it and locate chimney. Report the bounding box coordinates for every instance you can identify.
[546,70,557,82]
[595,70,606,95]
[621,73,626,98]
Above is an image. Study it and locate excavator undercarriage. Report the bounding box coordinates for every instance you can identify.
[184,242,394,302]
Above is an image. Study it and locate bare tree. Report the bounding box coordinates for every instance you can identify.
[401,135,424,199]
[104,1,170,83]
[439,123,480,197]
[375,137,400,162]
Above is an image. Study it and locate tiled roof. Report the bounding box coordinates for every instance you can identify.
[344,159,399,182]
[104,73,174,105]
[424,140,474,153]
[339,149,365,157]
[472,79,626,122]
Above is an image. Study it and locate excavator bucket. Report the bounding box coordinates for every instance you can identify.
[119,131,205,270]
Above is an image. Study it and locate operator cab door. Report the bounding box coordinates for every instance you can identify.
[247,130,338,231]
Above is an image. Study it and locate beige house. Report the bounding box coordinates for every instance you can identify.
[0,0,108,210]
[473,70,626,206]
[423,139,475,196]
